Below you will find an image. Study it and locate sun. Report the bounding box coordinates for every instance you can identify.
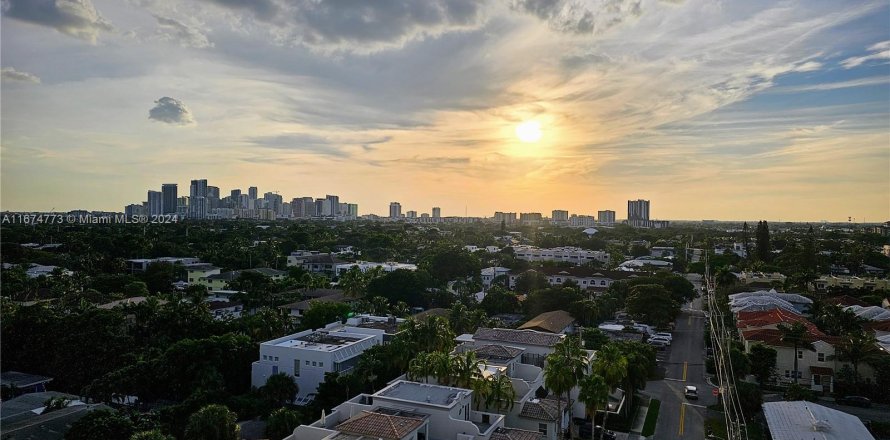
[515,120,542,143]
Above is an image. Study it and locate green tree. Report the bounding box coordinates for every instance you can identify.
[729,348,751,379]
[408,352,434,383]
[300,301,351,331]
[778,322,815,385]
[514,270,549,295]
[265,408,302,440]
[421,246,482,285]
[830,331,883,384]
[125,281,151,297]
[131,430,175,440]
[591,344,628,440]
[183,404,240,440]
[451,352,483,389]
[261,373,298,406]
[625,284,679,328]
[367,269,427,306]
[544,352,575,440]
[65,409,135,440]
[755,221,771,262]
[485,374,516,412]
[748,344,777,384]
[579,374,609,422]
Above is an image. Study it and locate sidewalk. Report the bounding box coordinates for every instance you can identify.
[627,394,650,440]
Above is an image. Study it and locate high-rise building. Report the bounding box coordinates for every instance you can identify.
[347,203,358,219]
[432,207,441,218]
[406,210,417,218]
[248,186,258,200]
[627,199,650,221]
[494,212,517,224]
[177,196,189,217]
[326,195,340,216]
[389,202,402,219]
[519,212,543,224]
[597,210,616,224]
[551,210,569,222]
[315,198,325,217]
[125,204,144,217]
[231,189,241,200]
[189,179,208,219]
[264,192,283,214]
[207,186,220,199]
[161,184,178,214]
[147,190,163,216]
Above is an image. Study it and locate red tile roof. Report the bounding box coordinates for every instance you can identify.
[824,295,869,307]
[335,411,425,439]
[736,309,825,337]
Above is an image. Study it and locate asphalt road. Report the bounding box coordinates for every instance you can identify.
[644,275,716,440]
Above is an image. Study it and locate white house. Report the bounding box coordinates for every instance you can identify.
[288,380,524,440]
[511,246,609,266]
[251,315,404,404]
[335,261,418,276]
[507,268,646,292]
[481,267,511,289]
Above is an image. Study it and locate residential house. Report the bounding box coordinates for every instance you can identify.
[507,268,647,293]
[762,401,875,440]
[125,257,199,273]
[251,315,404,405]
[196,268,286,292]
[481,267,511,289]
[334,261,418,276]
[518,311,576,334]
[511,246,609,266]
[287,251,345,274]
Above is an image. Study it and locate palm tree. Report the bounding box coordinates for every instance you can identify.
[592,344,628,440]
[544,352,575,440]
[553,336,590,426]
[183,404,240,440]
[830,331,882,385]
[778,322,815,385]
[485,374,516,412]
[429,351,453,385]
[579,374,609,423]
[408,352,433,383]
[451,352,482,389]
[339,266,366,298]
[471,376,491,411]
[261,373,299,406]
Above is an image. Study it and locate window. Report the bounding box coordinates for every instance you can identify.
[294,360,300,377]
[312,361,317,367]
[600,280,606,285]
[306,360,310,366]
[797,350,803,359]
[817,353,825,362]
[319,362,324,368]
[272,365,278,374]
[785,370,790,378]
[538,423,548,435]
[274,356,279,361]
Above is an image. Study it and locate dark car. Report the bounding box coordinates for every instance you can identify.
[837,396,871,408]
[578,422,616,440]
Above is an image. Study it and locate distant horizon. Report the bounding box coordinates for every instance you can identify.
[2,0,888,222]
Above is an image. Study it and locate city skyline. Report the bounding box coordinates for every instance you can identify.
[1,0,889,222]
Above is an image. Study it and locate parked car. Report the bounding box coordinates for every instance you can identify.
[837,396,871,408]
[647,339,668,349]
[648,336,671,346]
[578,422,616,440]
[654,332,673,341]
[685,386,699,400]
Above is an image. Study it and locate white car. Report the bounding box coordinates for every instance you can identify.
[648,336,671,346]
[654,332,673,341]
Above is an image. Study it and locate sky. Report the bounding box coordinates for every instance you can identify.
[1,0,888,221]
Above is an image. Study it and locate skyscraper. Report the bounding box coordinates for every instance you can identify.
[189,179,208,219]
[161,183,178,214]
[597,210,616,224]
[231,189,241,200]
[389,202,402,219]
[551,210,569,222]
[627,199,650,221]
[147,190,162,216]
[326,195,340,216]
[627,199,650,227]
[248,186,258,201]
[432,207,441,218]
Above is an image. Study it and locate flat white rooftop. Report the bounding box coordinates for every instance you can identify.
[375,380,469,408]
[762,401,875,440]
[270,330,372,352]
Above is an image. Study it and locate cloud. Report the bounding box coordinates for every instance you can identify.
[841,40,890,68]
[510,0,643,34]
[199,0,486,53]
[246,133,392,158]
[1,67,41,83]
[148,97,195,125]
[1,0,113,43]
[152,14,213,48]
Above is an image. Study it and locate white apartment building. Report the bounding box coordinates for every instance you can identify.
[251,315,404,405]
[507,267,646,291]
[290,380,530,440]
[481,267,511,288]
[511,246,609,266]
[814,275,890,292]
[335,261,418,276]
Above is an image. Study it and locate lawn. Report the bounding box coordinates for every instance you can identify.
[641,399,660,437]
